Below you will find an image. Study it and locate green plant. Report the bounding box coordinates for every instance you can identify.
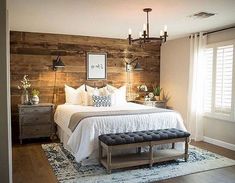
[32,89,40,96]
[153,86,162,96]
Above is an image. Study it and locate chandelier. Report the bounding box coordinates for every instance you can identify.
[128,8,168,45]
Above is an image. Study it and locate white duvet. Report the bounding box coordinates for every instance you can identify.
[54,102,187,164]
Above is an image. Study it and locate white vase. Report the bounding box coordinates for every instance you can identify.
[31,95,39,105]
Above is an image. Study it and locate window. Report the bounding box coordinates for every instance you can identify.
[203,41,235,121]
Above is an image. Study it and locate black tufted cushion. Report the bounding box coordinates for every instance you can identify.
[99,128,190,146]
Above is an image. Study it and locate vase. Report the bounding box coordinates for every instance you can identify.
[21,90,29,104]
[31,95,39,105]
[155,96,160,101]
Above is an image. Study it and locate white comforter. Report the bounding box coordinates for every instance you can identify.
[54,102,186,163]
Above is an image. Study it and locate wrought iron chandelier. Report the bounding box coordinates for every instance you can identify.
[128,8,168,45]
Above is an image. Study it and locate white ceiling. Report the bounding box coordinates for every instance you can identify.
[9,0,235,40]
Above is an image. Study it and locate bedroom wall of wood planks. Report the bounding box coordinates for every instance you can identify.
[10,31,161,142]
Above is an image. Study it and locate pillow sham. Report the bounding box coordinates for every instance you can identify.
[84,85,100,106]
[106,84,127,106]
[64,84,85,105]
[92,95,111,107]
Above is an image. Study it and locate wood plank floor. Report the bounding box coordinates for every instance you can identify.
[12,140,235,183]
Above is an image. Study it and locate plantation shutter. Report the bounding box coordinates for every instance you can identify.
[215,45,234,115]
[204,48,214,112]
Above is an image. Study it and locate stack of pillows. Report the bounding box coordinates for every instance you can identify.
[64,84,127,107]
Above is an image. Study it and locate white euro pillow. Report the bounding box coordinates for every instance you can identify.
[64,84,85,105]
[106,84,127,106]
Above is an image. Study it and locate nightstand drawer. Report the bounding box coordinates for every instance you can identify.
[20,114,51,125]
[19,107,51,114]
[21,124,51,138]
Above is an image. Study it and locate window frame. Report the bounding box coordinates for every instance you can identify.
[203,39,235,123]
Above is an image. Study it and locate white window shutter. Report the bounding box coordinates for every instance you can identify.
[215,45,234,115]
[204,48,213,112]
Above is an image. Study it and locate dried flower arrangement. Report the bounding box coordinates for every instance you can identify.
[17,75,31,90]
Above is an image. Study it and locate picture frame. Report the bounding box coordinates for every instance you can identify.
[87,52,107,80]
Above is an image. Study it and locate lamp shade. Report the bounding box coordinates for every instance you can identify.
[53,56,65,70]
[134,62,143,71]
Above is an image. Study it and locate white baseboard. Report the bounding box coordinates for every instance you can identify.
[203,136,235,151]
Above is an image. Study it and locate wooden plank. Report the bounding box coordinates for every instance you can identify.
[101,149,185,170]
[10,31,161,141]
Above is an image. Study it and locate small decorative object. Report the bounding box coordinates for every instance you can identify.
[153,86,162,101]
[87,52,107,80]
[18,75,31,104]
[31,89,40,105]
[138,84,148,92]
[148,92,154,100]
[145,95,150,101]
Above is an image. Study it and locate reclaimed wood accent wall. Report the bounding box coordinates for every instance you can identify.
[10,31,160,142]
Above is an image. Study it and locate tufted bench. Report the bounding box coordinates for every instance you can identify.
[98,128,190,173]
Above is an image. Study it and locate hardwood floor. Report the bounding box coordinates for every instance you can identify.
[12,140,235,183]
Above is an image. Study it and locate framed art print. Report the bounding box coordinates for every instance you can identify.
[87,52,107,80]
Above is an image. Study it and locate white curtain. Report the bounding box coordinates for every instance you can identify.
[187,32,207,141]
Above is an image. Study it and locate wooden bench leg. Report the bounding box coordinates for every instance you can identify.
[149,145,153,168]
[98,140,102,164]
[107,147,112,174]
[184,137,189,162]
[136,147,141,154]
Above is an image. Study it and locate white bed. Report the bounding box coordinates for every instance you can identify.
[54,102,187,164]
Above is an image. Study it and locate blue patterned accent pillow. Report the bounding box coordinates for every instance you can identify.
[92,95,111,107]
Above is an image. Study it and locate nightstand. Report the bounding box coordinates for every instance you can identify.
[18,103,55,144]
[132,100,167,109]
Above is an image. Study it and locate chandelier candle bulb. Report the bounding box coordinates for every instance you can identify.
[139,32,142,38]
[160,30,164,36]
[128,28,132,35]
[164,25,168,32]
[143,24,147,31]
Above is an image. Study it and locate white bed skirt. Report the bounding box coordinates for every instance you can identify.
[57,126,73,154]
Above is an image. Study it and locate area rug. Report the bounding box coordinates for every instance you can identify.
[42,143,235,183]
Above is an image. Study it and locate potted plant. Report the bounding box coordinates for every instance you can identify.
[153,86,162,101]
[31,89,40,105]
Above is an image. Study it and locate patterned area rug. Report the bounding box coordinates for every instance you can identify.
[42,143,235,183]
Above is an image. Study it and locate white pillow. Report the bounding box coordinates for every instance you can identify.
[64,84,85,105]
[106,85,127,106]
[106,84,117,93]
[84,85,101,106]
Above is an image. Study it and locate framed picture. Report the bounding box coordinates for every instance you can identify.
[87,52,107,80]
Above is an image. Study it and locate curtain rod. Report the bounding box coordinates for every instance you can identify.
[203,26,235,36]
[189,26,235,38]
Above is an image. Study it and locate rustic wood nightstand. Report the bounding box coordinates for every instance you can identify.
[18,103,56,144]
[132,100,167,109]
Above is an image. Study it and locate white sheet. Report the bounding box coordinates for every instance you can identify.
[54,102,187,163]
